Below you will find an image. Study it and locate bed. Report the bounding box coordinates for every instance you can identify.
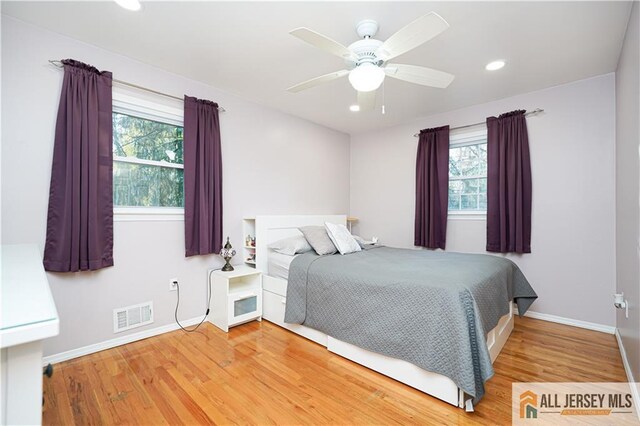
[256,215,536,411]
[267,251,296,280]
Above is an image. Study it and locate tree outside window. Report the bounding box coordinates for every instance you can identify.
[112,112,184,208]
[448,141,487,212]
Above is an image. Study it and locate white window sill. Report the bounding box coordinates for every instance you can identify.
[448,211,487,221]
[114,207,184,222]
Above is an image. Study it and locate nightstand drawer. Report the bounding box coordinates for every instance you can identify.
[228,290,261,327]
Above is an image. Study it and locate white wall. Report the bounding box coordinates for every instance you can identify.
[0,16,350,357]
[615,2,639,384]
[351,74,616,327]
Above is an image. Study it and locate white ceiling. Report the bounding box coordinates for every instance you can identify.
[2,1,632,134]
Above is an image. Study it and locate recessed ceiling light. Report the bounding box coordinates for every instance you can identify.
[349,105,360,112]
[114,0,141,11]
[485,60,506,71]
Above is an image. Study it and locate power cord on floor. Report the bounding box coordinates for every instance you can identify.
[174,268,219,332]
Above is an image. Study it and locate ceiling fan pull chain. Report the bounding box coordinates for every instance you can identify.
[382,80,386,115]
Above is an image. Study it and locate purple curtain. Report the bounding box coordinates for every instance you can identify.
[43,60,113,272]
[414,125,450,249]
[184,96,223,257]
[486,110,532,253]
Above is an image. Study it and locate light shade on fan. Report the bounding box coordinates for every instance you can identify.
[348,63,385,92]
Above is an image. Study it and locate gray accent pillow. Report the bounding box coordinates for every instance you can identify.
[299,226,337,256]
[268,235,313,256]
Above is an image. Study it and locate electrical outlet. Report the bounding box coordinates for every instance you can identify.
[169,278,178,292]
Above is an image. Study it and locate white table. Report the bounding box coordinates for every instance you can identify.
[1,244,59,425]
[209,266,262,332]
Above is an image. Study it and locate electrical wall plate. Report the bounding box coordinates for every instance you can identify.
[169,278,178,292]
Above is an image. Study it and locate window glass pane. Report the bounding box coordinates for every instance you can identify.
[479,178,487,193]
[449,180,464,195]
[114,161,184,207]
[462,146,482,177]
[463,178,480,194]
[461,194,478,210]
[449,147,463,177]
[448,140,487,212]
[479,194,487,210]
[448,195,460,210]
[479,158,488,175]
[113,113,183,164]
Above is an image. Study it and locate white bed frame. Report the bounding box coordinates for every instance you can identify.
[256,215,514,411]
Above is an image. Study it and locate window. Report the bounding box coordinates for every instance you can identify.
[113,113,184,207]
[448,129,487,214]
[112,90,185,219]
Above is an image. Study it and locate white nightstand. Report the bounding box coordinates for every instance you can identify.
[209,265,262,332]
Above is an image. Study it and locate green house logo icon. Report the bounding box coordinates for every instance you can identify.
[520,390,538,419]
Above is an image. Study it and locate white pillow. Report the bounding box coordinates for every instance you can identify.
[352,235,366,247]
[268,235,313,256]
[324,222,362,255]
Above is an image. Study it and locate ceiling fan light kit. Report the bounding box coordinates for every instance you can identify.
[349,63,385,92]
[287,12,455,112]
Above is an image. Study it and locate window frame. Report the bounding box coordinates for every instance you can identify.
[448,127,488,220]
[112,90,185,222]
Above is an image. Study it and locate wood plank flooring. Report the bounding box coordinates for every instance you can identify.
[43,317,628,425]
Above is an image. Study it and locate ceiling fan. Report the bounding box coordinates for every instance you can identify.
[286,12,455,111]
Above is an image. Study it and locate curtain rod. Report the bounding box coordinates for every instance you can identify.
[48,60,226,113]
[412,108,544,138]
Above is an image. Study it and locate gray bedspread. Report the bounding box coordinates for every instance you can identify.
[283,245,537,403]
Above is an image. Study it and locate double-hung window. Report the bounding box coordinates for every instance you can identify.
[112,90,185,220]
[448,128,488,215]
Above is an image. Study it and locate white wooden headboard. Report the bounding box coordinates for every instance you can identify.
[254,215,346,273]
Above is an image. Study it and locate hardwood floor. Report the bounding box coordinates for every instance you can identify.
[43,317,627,425]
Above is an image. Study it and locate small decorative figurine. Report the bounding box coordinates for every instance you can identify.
[220,237,236,272]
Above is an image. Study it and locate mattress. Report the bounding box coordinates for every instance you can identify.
[267,251,297,280]
[284,245,537,404]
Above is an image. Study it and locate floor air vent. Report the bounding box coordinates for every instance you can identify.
[113,301,153,333]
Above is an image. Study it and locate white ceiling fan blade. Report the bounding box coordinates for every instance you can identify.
[290,28,355,60]
[286,70,350,93]
[385,64,454,88]
[376,12,449,61]
[357,90,377,111]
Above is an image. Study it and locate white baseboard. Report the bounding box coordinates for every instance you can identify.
[615,329,640,421]
[524,310,616,334]
[45,310,615,366]
[42,316,204,366]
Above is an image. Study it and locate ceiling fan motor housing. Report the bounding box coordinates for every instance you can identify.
[345,19,384,69]
[356,19,379,38]
[347,37,384,68]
